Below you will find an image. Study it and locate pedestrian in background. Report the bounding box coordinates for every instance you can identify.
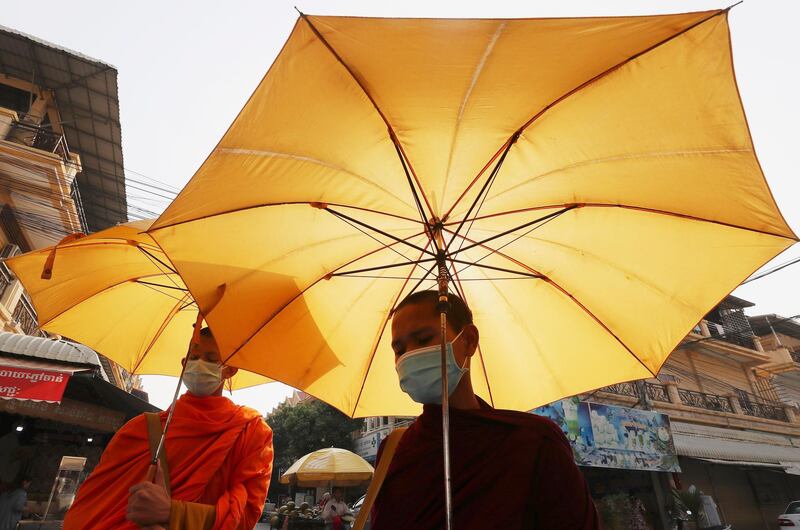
[0,476,30,530]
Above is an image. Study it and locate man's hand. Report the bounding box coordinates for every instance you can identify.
[127,464,171,526]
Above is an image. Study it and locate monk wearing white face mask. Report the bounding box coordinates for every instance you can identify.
[64,327,274,530]
[370,290,599,530]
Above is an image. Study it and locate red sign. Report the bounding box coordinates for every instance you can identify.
[0,365,70,403]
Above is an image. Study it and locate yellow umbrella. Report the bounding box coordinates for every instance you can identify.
[280,448,374,487]
[148,9,796,418]
[4,220,270,389]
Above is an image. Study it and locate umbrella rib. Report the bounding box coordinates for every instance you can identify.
[446,203,797,243]
[444,130,520,254]
[327,207,435,257]
[329,206,420,264]
[150,201,424,232]
[137,245,187,295]
[351,248,428,417]
[449,258,542,279]
[443,7,732,221]
[451,206,576,257]
[137,246,179,275]
[298,12,434,218]
[331,258,435,277]
[451,230,657,377]
[334,274,534,281]
[130,292,193,375]
[135,280,189,292]
[404,260,440,297]
[133,279,193,304]
[447,210,569,278]
[332,257,538,280]
[393,135,432,230]
[219,232,429,366]
[36,271,188,329]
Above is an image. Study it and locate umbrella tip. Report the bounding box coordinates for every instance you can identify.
[725,0,743,10]
[294,6,305,16]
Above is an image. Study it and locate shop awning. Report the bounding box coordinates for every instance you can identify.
[671,421,800,472]
[0,358,81,403]
[0,371,158,431]
[694,458,784,469]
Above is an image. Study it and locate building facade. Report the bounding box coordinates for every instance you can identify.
[0,25,153,522]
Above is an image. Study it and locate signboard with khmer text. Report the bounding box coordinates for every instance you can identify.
[533,397,680,472]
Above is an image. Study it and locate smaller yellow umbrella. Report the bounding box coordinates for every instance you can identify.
[4,219,270,389]
[280,448,374,487]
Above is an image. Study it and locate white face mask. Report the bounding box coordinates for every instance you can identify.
[183,359,222,397]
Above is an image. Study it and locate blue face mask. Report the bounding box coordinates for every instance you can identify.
[395,330,468,405]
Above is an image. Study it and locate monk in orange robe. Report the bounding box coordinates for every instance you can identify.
[373,290,599,529]
[63,328,273,530]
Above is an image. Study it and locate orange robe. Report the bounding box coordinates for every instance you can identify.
[64,394,273,530]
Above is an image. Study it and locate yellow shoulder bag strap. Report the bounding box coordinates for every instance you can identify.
[352,427,408,530]
[144,412,172,497]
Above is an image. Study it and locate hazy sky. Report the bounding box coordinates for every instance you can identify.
[4,1,798,412]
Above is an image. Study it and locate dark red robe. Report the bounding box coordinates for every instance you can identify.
[372,399,599,529]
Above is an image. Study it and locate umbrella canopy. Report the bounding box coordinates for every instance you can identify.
[5,220,270,389]
[149,10,797,417]
[280,448,374,487]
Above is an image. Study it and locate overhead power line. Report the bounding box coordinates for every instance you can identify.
[742,255,800,284]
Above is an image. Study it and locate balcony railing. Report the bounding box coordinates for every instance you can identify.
[0,261,13,299]
[601,382,639,398]
[9,121,71,161]
[678,389,733,413]
[790,348,800,364]
[704,320,756,350]
[741,401,789,422]
[599,381,793,423]
[601,382,670,402]
[12,295,45,337]
[645,383,670,403]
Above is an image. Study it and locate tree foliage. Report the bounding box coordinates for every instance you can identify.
[266,399,363,498]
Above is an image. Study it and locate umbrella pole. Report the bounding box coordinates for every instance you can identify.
[150,351,189,466]
[151,313,204,466]
[436,249,454,530]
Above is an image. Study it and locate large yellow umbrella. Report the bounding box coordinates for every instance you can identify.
[280,448,374,487]
[4,220,270,389]
[149,9,796,418]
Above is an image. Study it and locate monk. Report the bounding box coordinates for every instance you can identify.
[372,290,599,529]
[63,328,273,530]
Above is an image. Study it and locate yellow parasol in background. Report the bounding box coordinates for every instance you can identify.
[5,219,271,389]
[280,448,374,488]
[148,9,796,420]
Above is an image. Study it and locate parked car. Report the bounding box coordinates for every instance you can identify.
[350,494,369,530]
[779,501,800,526]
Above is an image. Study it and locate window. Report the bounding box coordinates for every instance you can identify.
[0,83,35,115]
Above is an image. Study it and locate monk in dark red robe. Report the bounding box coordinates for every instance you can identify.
[374,290,599,529]
[64,328,273,530]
